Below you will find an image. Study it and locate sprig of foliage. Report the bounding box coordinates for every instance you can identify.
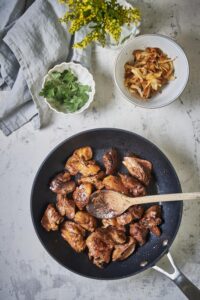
[59,0,141,48]
[40,70,91,112]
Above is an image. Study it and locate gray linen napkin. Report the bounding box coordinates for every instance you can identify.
[0,0,92,136]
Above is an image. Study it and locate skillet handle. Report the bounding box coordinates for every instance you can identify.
[152,252,200,300]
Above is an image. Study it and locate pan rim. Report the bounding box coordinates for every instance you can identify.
[30,128,183,280]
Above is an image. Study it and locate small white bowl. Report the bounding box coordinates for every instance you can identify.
[42,62,95,114]
[114,34,189,108]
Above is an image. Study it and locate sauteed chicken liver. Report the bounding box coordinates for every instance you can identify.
[41,146,163,268]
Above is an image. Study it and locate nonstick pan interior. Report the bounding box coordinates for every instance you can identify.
[31,128,183,279]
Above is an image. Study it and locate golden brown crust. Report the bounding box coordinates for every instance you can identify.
[140,205,162,236]
[112,237,136,261]
[61,221,86,253]
[41,204,63,231]
[65,154,81,175]
[102,218,126,232]
[43,145,162,268]
[65,147,93,175]
[104,226,126,244]
[119,173,146,197]
[77,159,101,176]
[65,146,100,177]
[49,171,75,194]
[73,183,93,210]
[122,156,152,186]
[86,230,114,268]
[74,211,97,232]
[103,148,118,175]
[56,194,75,219]
[128,205,145,220]
[129,223,149,246]
[78,171,105,190]
[74,146,93,161]
[103,175,129,195]
[116,211,133,225]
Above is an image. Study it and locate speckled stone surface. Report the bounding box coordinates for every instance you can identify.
[0,0,200,299]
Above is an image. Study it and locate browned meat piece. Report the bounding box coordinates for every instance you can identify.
[122,156,152,186]
[104,226,126,244]
[56,194,75,219]
[50,180,76,195]
[103,175,129,195]
[65,154,100,177]
[103,205,144,228]
[119,173,146,196]
[103,148,118,175]
[78,171,105,190]
[74,211,97,232]
[102,218,126,232]
[140,205,162,236]
[74,146,93,160]
[56,171,71,182]
[61,221,86,253]
[102,218,118,227]
[128,205,145,220]
[143,205,162,220]
[73,183,93,210]
[65,154,81,175]
[150,226,161,236]
[65,147,93,175]
[112,237,137,261]
[49,171,75,194]
[65,146,99,176]
[116,211,133,225]
[41,204,63,231]
[86,230,114,268]
[78,159,100,176]
[129,223,149,246]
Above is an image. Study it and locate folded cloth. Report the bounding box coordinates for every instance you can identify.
[0,0,92,136]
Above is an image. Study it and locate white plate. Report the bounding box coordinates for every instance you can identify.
[42,62,95,114]
[114,34,189,108]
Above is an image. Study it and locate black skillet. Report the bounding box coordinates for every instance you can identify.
[31,128,200,299]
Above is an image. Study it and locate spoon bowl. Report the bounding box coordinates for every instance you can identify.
[86,190,200,219]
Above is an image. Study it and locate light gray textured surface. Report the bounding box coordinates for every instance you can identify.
[0,0,200,299]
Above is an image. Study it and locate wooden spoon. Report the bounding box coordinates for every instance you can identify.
[86,190,200,219]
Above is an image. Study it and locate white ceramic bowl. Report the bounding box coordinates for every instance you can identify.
[114,34,189,108]
[42,62,95,114]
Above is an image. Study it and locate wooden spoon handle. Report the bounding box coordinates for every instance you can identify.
[127,192,200,206]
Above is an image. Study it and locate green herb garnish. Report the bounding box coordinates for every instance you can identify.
[40,69,91,113]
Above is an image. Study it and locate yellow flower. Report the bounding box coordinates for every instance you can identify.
[59,0,141,48]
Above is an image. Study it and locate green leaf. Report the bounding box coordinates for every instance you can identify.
[50,72,61,80]
[39,68,91,112]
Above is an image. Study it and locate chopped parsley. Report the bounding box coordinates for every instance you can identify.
[40,69,91,113]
